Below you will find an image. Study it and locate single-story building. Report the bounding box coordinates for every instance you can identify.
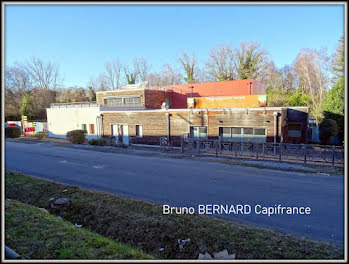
[101,106,309,146]
[47,80,309,145]
[46,102,103,139]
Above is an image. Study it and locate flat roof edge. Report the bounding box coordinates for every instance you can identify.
[100,106,309,113]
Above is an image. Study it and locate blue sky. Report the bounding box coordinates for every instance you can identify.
[5,4,345,88]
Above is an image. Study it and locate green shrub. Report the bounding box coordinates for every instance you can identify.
[36,130,48,140]
[88,138,107,146]
[5,127,21,138]
[66,130,87,144]
[319,119,339,145]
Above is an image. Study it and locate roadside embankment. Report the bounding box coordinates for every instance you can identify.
[5,171,344,260]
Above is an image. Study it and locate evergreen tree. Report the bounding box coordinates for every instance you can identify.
[323,77,344,143]
[287,89,310,106]
[88,86,96,102]
[20,92,33,117]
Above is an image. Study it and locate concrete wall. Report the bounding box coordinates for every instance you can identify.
[47,107,101,139]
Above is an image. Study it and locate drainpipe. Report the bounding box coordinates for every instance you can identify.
[190,86,194,97]
[166,112,171,141]
[273,112,278,144]
[273,112,279,156]
[100,114,104,138]
[96,116,99,138]
[248,82,252,95]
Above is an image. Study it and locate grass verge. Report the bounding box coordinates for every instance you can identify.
[5,171,344,260]
[5,199,153,260]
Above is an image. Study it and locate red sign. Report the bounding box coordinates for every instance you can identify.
[25,127,35,132]
[8,123,15,127]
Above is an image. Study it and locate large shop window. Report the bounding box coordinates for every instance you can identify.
[219,127,266,142]
[190,126,208,139]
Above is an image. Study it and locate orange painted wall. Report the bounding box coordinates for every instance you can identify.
[147,79,266,109]
[188,95,267,109]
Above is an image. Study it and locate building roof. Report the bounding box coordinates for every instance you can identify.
[100,106,309,113]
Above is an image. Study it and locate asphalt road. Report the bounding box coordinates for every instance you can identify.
[5,140,344,245]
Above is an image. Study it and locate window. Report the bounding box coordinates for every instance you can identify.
[190,126,207,139]
[90,124,95,134]
[222,127,231,139]
[124,97,141,105]
[104,96,141,107]
[231,127,241,135]
[104,98,123,106]
[219,127,266,143]
[136,125,143,138]
[243,128,253,135]
[82,124,87,131]
[254,128,266,135]
[288,124,302,137]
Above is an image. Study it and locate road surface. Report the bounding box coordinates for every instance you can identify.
[5,140,344,245]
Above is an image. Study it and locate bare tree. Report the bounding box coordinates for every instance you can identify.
[105,58,123,90]
[134,57,150,82]
[88,74,108,91]
[5,66,32,120]
[178,51,197,84]
[55,86,88,103]
[280,65,297,92]
[257,60,283,90]
[5,66,32,92]
[206,44,236,81]
[294,48,330,124]
[147,64,183,86]
[233,42,267,80]
[22,57,63,90]
[31,88,56,119]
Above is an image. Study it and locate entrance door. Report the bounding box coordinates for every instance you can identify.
[122,125,129,145]
[111,124,119,144]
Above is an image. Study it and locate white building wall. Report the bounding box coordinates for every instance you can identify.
[46,107,101,139]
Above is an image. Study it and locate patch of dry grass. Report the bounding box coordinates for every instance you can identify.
[5,171,344,260]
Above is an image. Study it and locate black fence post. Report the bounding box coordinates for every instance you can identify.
[197,139,200,154]
[256,143,258,160]
[214,140,218,157]
[332,145,335,167]
[279,143,282,162]
[262,143,265,160]
[304,144,307,164]
[181,136,184,153]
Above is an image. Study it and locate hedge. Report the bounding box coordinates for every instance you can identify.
[88,138,107,146]
[66,130,87,144]
[5,127,21,138]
